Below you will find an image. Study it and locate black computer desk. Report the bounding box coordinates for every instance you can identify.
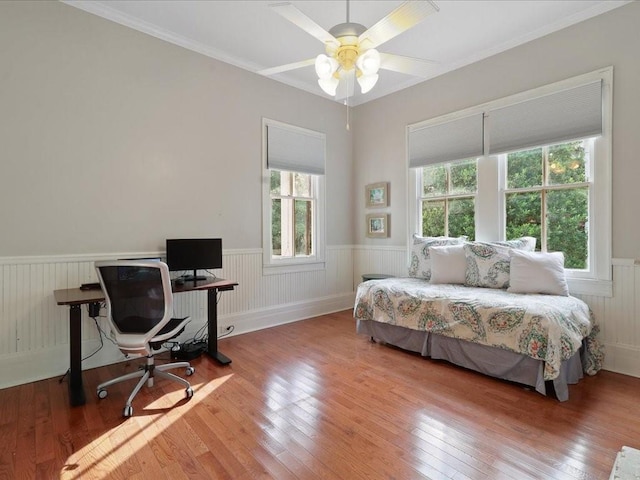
[54,277,238,407]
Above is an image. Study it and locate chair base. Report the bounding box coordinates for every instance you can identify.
[97,355,194,417]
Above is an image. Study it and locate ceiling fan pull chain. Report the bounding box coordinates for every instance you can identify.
[346,100,350,131]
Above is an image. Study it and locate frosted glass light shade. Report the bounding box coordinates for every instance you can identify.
[357,73,379,94]
[356,49,381,75]
[315,54,339,79]
[318,77,339,96]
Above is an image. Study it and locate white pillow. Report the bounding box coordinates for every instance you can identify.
[429,244,467,284]
[507,250,569,296]
[408,234,467,280]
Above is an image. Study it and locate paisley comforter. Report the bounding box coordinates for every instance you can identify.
[354,278,603,380]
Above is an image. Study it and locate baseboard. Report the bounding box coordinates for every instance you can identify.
[217,292,356,337]
[602,342,640,378]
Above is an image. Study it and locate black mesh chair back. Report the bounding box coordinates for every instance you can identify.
[98,264,168,335]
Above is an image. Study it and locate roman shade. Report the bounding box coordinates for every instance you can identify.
[267,124,325,175]
[487,80,603,155]
[408,113,484,168]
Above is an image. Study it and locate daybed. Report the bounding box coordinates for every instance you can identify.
[354,236,604,401]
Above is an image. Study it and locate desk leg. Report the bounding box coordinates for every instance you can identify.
[205,289,232,365]
[68,305,86,406]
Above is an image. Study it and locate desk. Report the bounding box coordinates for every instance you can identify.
[54,277,238,407]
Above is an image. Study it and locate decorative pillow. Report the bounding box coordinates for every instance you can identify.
[429,244,467,284]
[508,250,569,296]
[464,242,512,289]
[493,236,537,252]
[408,234,467,280]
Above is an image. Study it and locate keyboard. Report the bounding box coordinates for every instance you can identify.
[79,282,101,290]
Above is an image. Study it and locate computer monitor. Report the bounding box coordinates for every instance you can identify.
[165,238,222,281]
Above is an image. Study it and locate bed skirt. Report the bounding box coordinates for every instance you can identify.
[356,319,585,401]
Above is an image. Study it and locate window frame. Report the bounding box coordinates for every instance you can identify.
[262,119,326,275]
[408,68,612,296]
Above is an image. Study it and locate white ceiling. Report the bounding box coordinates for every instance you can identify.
[65,0,629,106]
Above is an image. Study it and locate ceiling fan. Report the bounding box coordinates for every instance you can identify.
[259,0,439,100]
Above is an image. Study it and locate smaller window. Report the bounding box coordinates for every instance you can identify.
[262,119,326,274]
[419,159,477,238]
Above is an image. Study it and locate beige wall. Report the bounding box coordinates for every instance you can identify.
[353,1,640,260]
[0,1,353,256]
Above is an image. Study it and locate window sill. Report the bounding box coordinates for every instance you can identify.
[263,261,326,276]
[567,277,612,297]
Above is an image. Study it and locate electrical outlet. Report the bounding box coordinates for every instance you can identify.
[219,325,234,334]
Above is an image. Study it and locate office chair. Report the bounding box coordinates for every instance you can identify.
[94,260,194,417]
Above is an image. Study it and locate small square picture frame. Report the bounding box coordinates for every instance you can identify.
[366,213,389,238]
[365,182,389,208]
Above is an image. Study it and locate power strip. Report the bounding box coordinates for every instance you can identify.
[171,341,207,360]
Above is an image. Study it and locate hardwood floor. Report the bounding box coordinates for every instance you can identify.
[1,309,638,479]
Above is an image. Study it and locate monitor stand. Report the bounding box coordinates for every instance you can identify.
[181,270,208,282]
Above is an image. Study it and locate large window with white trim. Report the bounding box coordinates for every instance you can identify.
[408,68,612,296]
[263,119,326,274]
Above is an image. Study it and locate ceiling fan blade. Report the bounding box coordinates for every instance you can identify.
[379,52,437,77]
[258,58,316,76]
[359,1,439,50]
[335,70,356,101]
[270,2,339,48]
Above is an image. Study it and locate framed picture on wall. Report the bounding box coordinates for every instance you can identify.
[366,213,389,238]
[365,182,389,208]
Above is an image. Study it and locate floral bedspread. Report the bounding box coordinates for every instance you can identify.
[354,278,603,380]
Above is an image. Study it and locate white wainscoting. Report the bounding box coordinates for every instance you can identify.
[0,246,355,389]
[353,246,640,378]
[1,245,638,390]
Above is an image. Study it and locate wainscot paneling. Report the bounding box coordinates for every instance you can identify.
[353,246,640,378]
[1,246,638,390]
[0,246,355,389]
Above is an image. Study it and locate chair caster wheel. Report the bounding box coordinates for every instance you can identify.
[186,366,195,376]
[97,389,108,399]
[185,387,194,399]
[123,405,133,418]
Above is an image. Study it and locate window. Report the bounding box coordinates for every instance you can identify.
[408,68,612,296]
[270,170,315,258]
[263,119,325,273]
[504,140,592,269]
[419,159,477,239]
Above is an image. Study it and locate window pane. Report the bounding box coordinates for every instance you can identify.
[547,188,588,269]
[271,199,282,255]
[548,141,587,185]
[293,173,311,197]
[294,199,312,256]
[270,170,281,195]
[506,191,541,249]
[422,200,445,237]
[449,198,475,239]
[450,161,477,195]
[422,165,446,197]
[507,147,543,189]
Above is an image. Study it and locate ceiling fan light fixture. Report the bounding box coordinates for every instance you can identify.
[318,76,339,96]
[357,73,379,94]
[356,48,381,75]
[315,54,339,79]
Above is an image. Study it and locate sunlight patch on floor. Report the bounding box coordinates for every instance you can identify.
[60,374,233,479]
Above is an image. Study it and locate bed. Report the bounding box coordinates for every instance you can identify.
[354,277,603,401]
